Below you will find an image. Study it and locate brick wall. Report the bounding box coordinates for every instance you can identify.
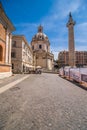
[0,23,6,64]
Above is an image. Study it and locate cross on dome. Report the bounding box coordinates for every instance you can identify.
[38,25,43,33]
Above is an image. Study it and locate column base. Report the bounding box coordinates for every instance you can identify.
[0,72,12,79]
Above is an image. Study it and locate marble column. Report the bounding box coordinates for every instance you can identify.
[66,12,75,67]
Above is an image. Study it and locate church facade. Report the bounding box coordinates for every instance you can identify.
[31,25,54,70]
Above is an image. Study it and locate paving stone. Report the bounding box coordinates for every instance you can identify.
[0,73,87,130]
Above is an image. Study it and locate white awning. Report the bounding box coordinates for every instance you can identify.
[25,64,33,68]
[36,66,42,69]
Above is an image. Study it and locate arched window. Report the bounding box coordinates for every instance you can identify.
[0,45,3,61]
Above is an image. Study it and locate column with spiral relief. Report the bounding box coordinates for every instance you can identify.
[66,12,76,67]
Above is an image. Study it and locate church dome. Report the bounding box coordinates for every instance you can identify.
[32,25,49,42]
[31,25,50,53]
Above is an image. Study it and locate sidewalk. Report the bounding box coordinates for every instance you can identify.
[0,74,29,88]
[59,75,87,90]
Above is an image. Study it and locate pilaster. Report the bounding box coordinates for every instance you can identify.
[5,29,9,64]
[8,33,12,64]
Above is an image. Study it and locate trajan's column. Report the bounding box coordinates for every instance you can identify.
[66,12,76,67]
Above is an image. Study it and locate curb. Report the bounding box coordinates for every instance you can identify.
[59,75,87,91]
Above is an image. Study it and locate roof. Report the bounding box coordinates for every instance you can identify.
[0,2,15,32]
[31,25,50,44]
[12,35,33,52]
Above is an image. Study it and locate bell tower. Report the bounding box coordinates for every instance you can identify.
[66,12,76,67]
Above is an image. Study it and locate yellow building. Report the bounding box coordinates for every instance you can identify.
[12,35,33,73]
[0,3,15,79]
[31,25,54,70]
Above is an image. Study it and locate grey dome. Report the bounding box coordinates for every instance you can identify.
[32,25,49,42]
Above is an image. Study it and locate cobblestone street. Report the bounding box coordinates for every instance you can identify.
[0,73,87,130]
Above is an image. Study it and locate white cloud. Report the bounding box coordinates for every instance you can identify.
[52,0,81,18]
[76,22,87,32]
[76,39,87,43]
[40,0,83,60]
[52,51,58,60]
[75,22,87,45]
[76,45,87,51]
[13,23,39,42]
[42,0,82,25]
[13,0,86,60]
[50,38,67,43]
[15,23,38,28]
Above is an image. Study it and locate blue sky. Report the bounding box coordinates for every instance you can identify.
[1,0,87,59]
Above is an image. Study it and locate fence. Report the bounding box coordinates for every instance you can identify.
[59,67,87,83]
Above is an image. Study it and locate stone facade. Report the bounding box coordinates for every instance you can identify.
[0,3,15,79]
[58,51,87,67]
[31,25,54,70]
[66,12,75,67]
[12,35,33,73]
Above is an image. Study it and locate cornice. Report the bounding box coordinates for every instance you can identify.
[0,3,15,32]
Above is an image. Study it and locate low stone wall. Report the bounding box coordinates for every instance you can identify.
[42,70,58,74]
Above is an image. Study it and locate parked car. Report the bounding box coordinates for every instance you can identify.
[35,66,42,74]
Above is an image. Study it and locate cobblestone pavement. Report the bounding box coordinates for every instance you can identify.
[0,74,27,88]
[0,73,87,130]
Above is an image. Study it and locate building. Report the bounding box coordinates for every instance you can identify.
[58,51,69,67]
[58,51,87,67]
[31,25,54,70]
[75,51,87,67]
[66,12,76,67]
[0,3,15,79]
[11,35,33,73]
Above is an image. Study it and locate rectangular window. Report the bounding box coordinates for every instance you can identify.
[12,63,14,69]
[32,46,34,50]
[39,45,42,49]
[11,52,16,58]
[12,41,16,47]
